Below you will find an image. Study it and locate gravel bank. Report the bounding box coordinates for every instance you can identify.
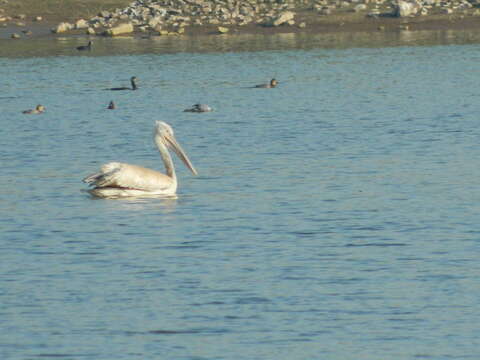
[2,0,480,40]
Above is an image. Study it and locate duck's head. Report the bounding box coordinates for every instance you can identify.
[36,105,45,112]
[130,76,138,89]
[270,78,278,87]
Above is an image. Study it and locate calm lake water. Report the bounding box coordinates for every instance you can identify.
[1,31,480,360]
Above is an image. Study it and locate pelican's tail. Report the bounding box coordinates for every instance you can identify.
[82,172,103,184]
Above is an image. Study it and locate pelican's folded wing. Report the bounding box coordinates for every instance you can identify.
[84,162,173,191]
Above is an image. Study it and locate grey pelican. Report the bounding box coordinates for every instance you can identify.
[254,78,278,88]
[83,121,197,198]
[22,105,45,114]
[76,41,92,51]
[108,76,138,91]
[184,104,212,113]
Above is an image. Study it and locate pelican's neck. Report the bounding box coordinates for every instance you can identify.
[155,135,176,181]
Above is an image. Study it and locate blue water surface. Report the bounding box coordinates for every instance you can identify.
[1,35,480,360]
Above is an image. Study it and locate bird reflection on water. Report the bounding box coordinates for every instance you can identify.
[4,30,476,57]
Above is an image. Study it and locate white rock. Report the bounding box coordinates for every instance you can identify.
[52,22,74,33]
[217,26,229,33]
[148,16,161,28]
[104,22,134,36]
[75,19,88,29]
[354,4,368,11]
[272,11,295,26]
[395,1,420,17]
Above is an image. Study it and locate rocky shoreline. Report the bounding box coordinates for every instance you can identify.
[2,0,480,39]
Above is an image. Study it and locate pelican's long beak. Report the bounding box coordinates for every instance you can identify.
[165,133,198,176]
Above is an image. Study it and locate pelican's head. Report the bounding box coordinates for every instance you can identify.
[270,78,278,87]
[155,121,174,138]
[155,121,198,175]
